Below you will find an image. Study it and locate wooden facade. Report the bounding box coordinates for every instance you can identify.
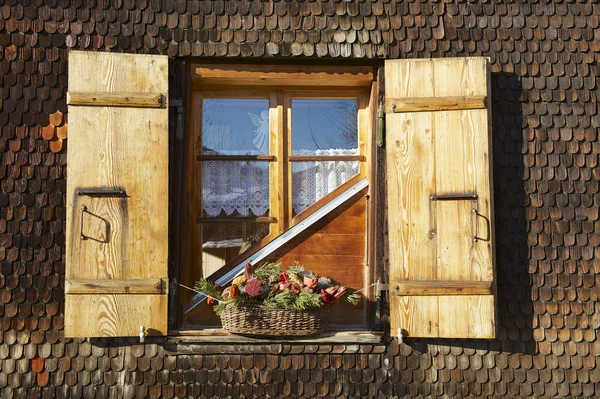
[1,0,599,397]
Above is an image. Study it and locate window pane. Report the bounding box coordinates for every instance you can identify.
[202,161,269,217]
[200,222,270,276]
[202,98,269,155]
[291,99,359,155]
[291,160,359,215]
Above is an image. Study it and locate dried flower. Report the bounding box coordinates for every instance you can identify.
[290,274,303,286]
[196,262,359,314]
[334,286,347,299]
[232,275,247,286]
[223,285,240,299]
[321,289,335,305]
[278,272,291,291]
[244,263,254,279]
[303,276,318,289]
[317,277,332,289]
[245,279,264,297]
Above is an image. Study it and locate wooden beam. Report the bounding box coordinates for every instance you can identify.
[191,64,374,87]
[65,278,167,294]
[67,92,164,108]
[395,280,493,296]
[385,96,486,113]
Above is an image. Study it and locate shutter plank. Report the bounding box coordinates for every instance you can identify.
[386,57,496,339]
[65,295,167,337]
[386,59,439,337]
[65,51,169,338]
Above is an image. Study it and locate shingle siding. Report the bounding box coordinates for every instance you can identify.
[1,0,599,397]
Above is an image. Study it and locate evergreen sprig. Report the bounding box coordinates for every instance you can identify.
[263,290,324,311]
[253,262,282,281]
[194,278,223,301]
[286,265,306,276]
[344,290,361,305]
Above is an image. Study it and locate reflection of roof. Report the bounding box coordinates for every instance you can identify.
[203,238,243,249]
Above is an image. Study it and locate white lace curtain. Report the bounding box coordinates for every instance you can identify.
[202,149,359,217]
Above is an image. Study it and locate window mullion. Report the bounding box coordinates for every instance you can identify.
[283,91,292,230]
[269,91,287,235]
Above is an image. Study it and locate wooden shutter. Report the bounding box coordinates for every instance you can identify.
[65,51,169,337]
[385,57,496,339]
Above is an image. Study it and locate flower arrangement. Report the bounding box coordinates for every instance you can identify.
[195,262,361,315]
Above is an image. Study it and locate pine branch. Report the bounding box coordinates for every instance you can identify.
[194,278,224,301]
[292,292,323,310]
[253,262,281,281]
[344,290,361,305]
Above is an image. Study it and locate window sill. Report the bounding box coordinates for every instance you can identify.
[162,330,385,354]
[167,329,383,344]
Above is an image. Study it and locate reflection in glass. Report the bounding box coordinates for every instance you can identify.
[201,222,270,276]
[292,160,359,215]
[291,99,359,155]
[202,98,269,155]
[202,161,270,217]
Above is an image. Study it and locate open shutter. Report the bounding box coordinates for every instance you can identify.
[385,57,496,339]
[65,51,169,337]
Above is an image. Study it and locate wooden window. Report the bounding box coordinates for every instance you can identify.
[64,52,495,340]
[181,64,376,329]
[385,57,497,339]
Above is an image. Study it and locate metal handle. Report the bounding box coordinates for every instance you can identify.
[76,188,127,197]
[430,194,478,201]
[472,209,491,242]
[80,205,88,240]
[79,204,111,243]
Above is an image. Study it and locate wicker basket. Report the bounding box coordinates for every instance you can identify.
[220,304,329,336]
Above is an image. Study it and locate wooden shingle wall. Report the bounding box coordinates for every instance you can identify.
[1,0,600,397]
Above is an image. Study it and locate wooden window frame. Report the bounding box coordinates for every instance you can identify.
[178,63,379,332]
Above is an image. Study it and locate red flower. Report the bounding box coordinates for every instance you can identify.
[303,277,318,289]
[278,273,291,291]
[334,286,347,299]
[321,289,335,306]
[207,296,215,305]
[244,263,254,279]
[245,279,264,297]
[224,285,240,298]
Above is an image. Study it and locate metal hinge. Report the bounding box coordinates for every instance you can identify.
[376,281,389,293]
[170,99,184,140]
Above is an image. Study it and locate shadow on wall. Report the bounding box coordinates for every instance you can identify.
[399,72,534,354]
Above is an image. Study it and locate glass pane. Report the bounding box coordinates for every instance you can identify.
[202,161,269,217]
[291,160,359,215]
[291,99,359,155]
[202,98,269,155]
[201,222,270,276]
